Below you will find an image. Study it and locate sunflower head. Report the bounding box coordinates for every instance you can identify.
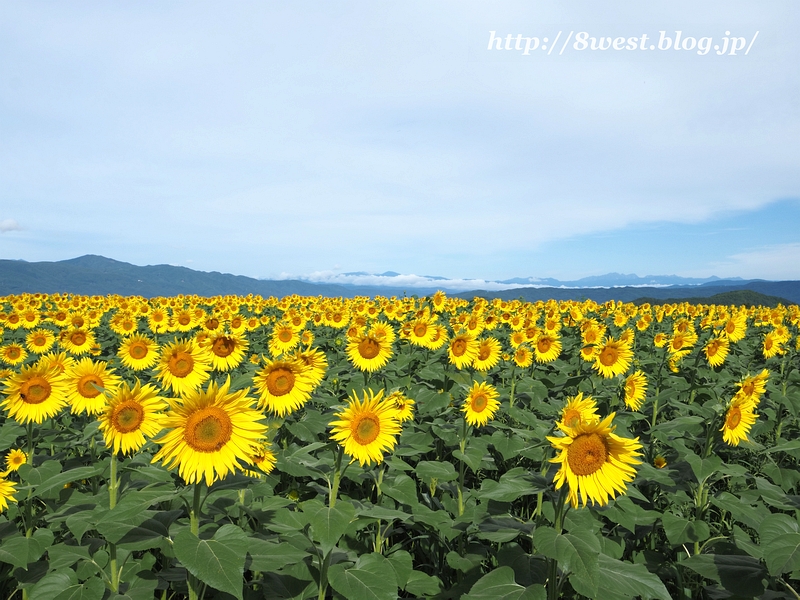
[99,380,167,455]
[4,449,27,472]
[329,389,402,467]
[462,381,500,427]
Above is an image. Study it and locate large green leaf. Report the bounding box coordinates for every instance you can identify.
[385,550,413,589]
[31,466,105,499]
[685,453,722,484]
[303,499,355,555]
[661,513,710,546]
[762,533,800,576]
[570,554,671,600]
[53,576,105,600]
[327,560,398,600]
[29,570,78,600]
[247,539,308,572]
[462,567,545,600]
[415,460,457,482]
[405,570,442,596]
[0,529,54,569]
[680,554,766,597]
[532,527,600,583]
[173,524,248,600]
[475,468,546,502]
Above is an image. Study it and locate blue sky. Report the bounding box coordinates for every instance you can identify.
[1,1,798,284]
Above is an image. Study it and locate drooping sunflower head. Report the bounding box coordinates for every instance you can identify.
[386,390,415,422]
[329,389,402,467]
[720,394,758,446]
[623,370,648,412]
[548,413,642,508]
[462,381,500,427]
[151,377,268,486]
[99,380,167,456]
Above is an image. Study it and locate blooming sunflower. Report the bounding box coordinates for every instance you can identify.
[347,331,393,373]
[0,477,17,512]
[548,413,642,508]
[0,344,27,366]
[65,358,122,415]
[623,370,647,411]
[762,331,785,359]
[39,351,76,376]
[61,328,95,355]
[559,392,599,429]
[1,361,69,424]
[329,389,402,467]
[268,322,301,356]
[704,337,729,368]
[290,347,328,387]
[206,332,248,372]
[386,390,415,422]
[592,337,633,378]
[253,358,313,416]
[25,328,56,355]
[4,449,27,473]
[151,377,267,486]
[736,369,769,405]
[473,337,502,372]
[462,381,500,427]
[118,334,160,371]
[447,331,479,369]
[533,332,561,363]
[721,394,758,446]
[513,345,533,368]
[248,442,277,475]
[155,339,212,397]
[99,380,167,455]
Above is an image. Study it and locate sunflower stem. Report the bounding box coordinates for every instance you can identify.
[188,483,204,600]
[457,418,467,517]
[108,453,121,593]
[329,446,343,508]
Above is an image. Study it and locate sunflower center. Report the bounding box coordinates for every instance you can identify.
[206,318,220,330]
[478,346,491,361]
[584,330,598,344]
[358,338,381,359]
[726,406,742,429]
[184,407,233,452]
[413,323,427,337]
[598,346,618,366]
[72,317,85,328]
[266,368,295,396]
[726,320,736,334]
[178,314,191,325]
[352,415,380,445]
[168,352,194,378]
[741,382,755,396]
[451,339,467,357]
[672,338,684,351]
[70,332,87,346]
[278,329,293,343]
[20,376,51,404]
[77,374,104,398]
[129,342,148,359]
[32,335,47,347]
[112,401,145,433]
[707,340,720,356]
[471,393,488,413]
[567,432,608,476]
[7,347,21,359]
[212,337,235,358]
[537,338,552,353]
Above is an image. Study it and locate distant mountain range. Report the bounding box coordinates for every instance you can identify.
[0,255,797,304]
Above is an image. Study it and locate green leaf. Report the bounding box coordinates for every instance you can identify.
[381,473,418,506]
[173,524,248,600]
[53,576,105,600]
[385,550,413,589]
[29,570,78,600]
[497,543,548,586]
[570,554,671,600]
[355,552,401,589]
[446,551,484,572]
[327,561,398,600]
[47,543,91,569]
[303,499,355,555]
[762,533,800,576]
[0,529,54,569]
[415,460,457,482]
[600,496,660,534]
[476,468,546,502]
[680,554,766,597]
[31,466,104,499]
[247,539,308,572]
[685,453,722,484]
[532,526,599,583]
[661,513,711,546]
[0,421,25,451]
[18,460,63,488]
[404,570,442,596]
[462,567,545,600]
[758,513,799,544]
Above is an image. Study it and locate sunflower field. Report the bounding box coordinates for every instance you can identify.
[0,291,798,600]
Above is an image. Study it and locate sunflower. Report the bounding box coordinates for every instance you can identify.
[722,312,747,342]
[347,331,393,373]
[253,358,314,416]
[61,328,95,355]
[206,332,248,372]
[147,309,170,334]
[473,337,502,372]
[447,331,479,369]
[653,455,667,469]
[533,332,561,363]
[39,351,76,376]
[268,322,301,356]
[513,345,533,368]
[736,369,769,404]
[592,337,633,378]
[386,390,415,422]
[65,358,122,415]
[151,377,267,486]
[98,380,166,455]
[653,333,668,348]
[118,334,160,371]
[721,394,758,446]
[462,381,500,427]
[290,347,328,387]
[427,324,448,350]
[155,339,212,397]
[704,337,730,368]
[623,370,647,411]
[25,329,56,354]
[4,449,27,473]
[0,344,27,366]
[0,477,17,512]
[548,413,642,508]
[329,389,402,467]
[559,392,599,429]
[762,331,785,359]
[249,442,277,475]
[1,361,69,424]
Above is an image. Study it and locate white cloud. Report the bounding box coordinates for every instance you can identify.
[0,219,22,233]
[710,243,800,280]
